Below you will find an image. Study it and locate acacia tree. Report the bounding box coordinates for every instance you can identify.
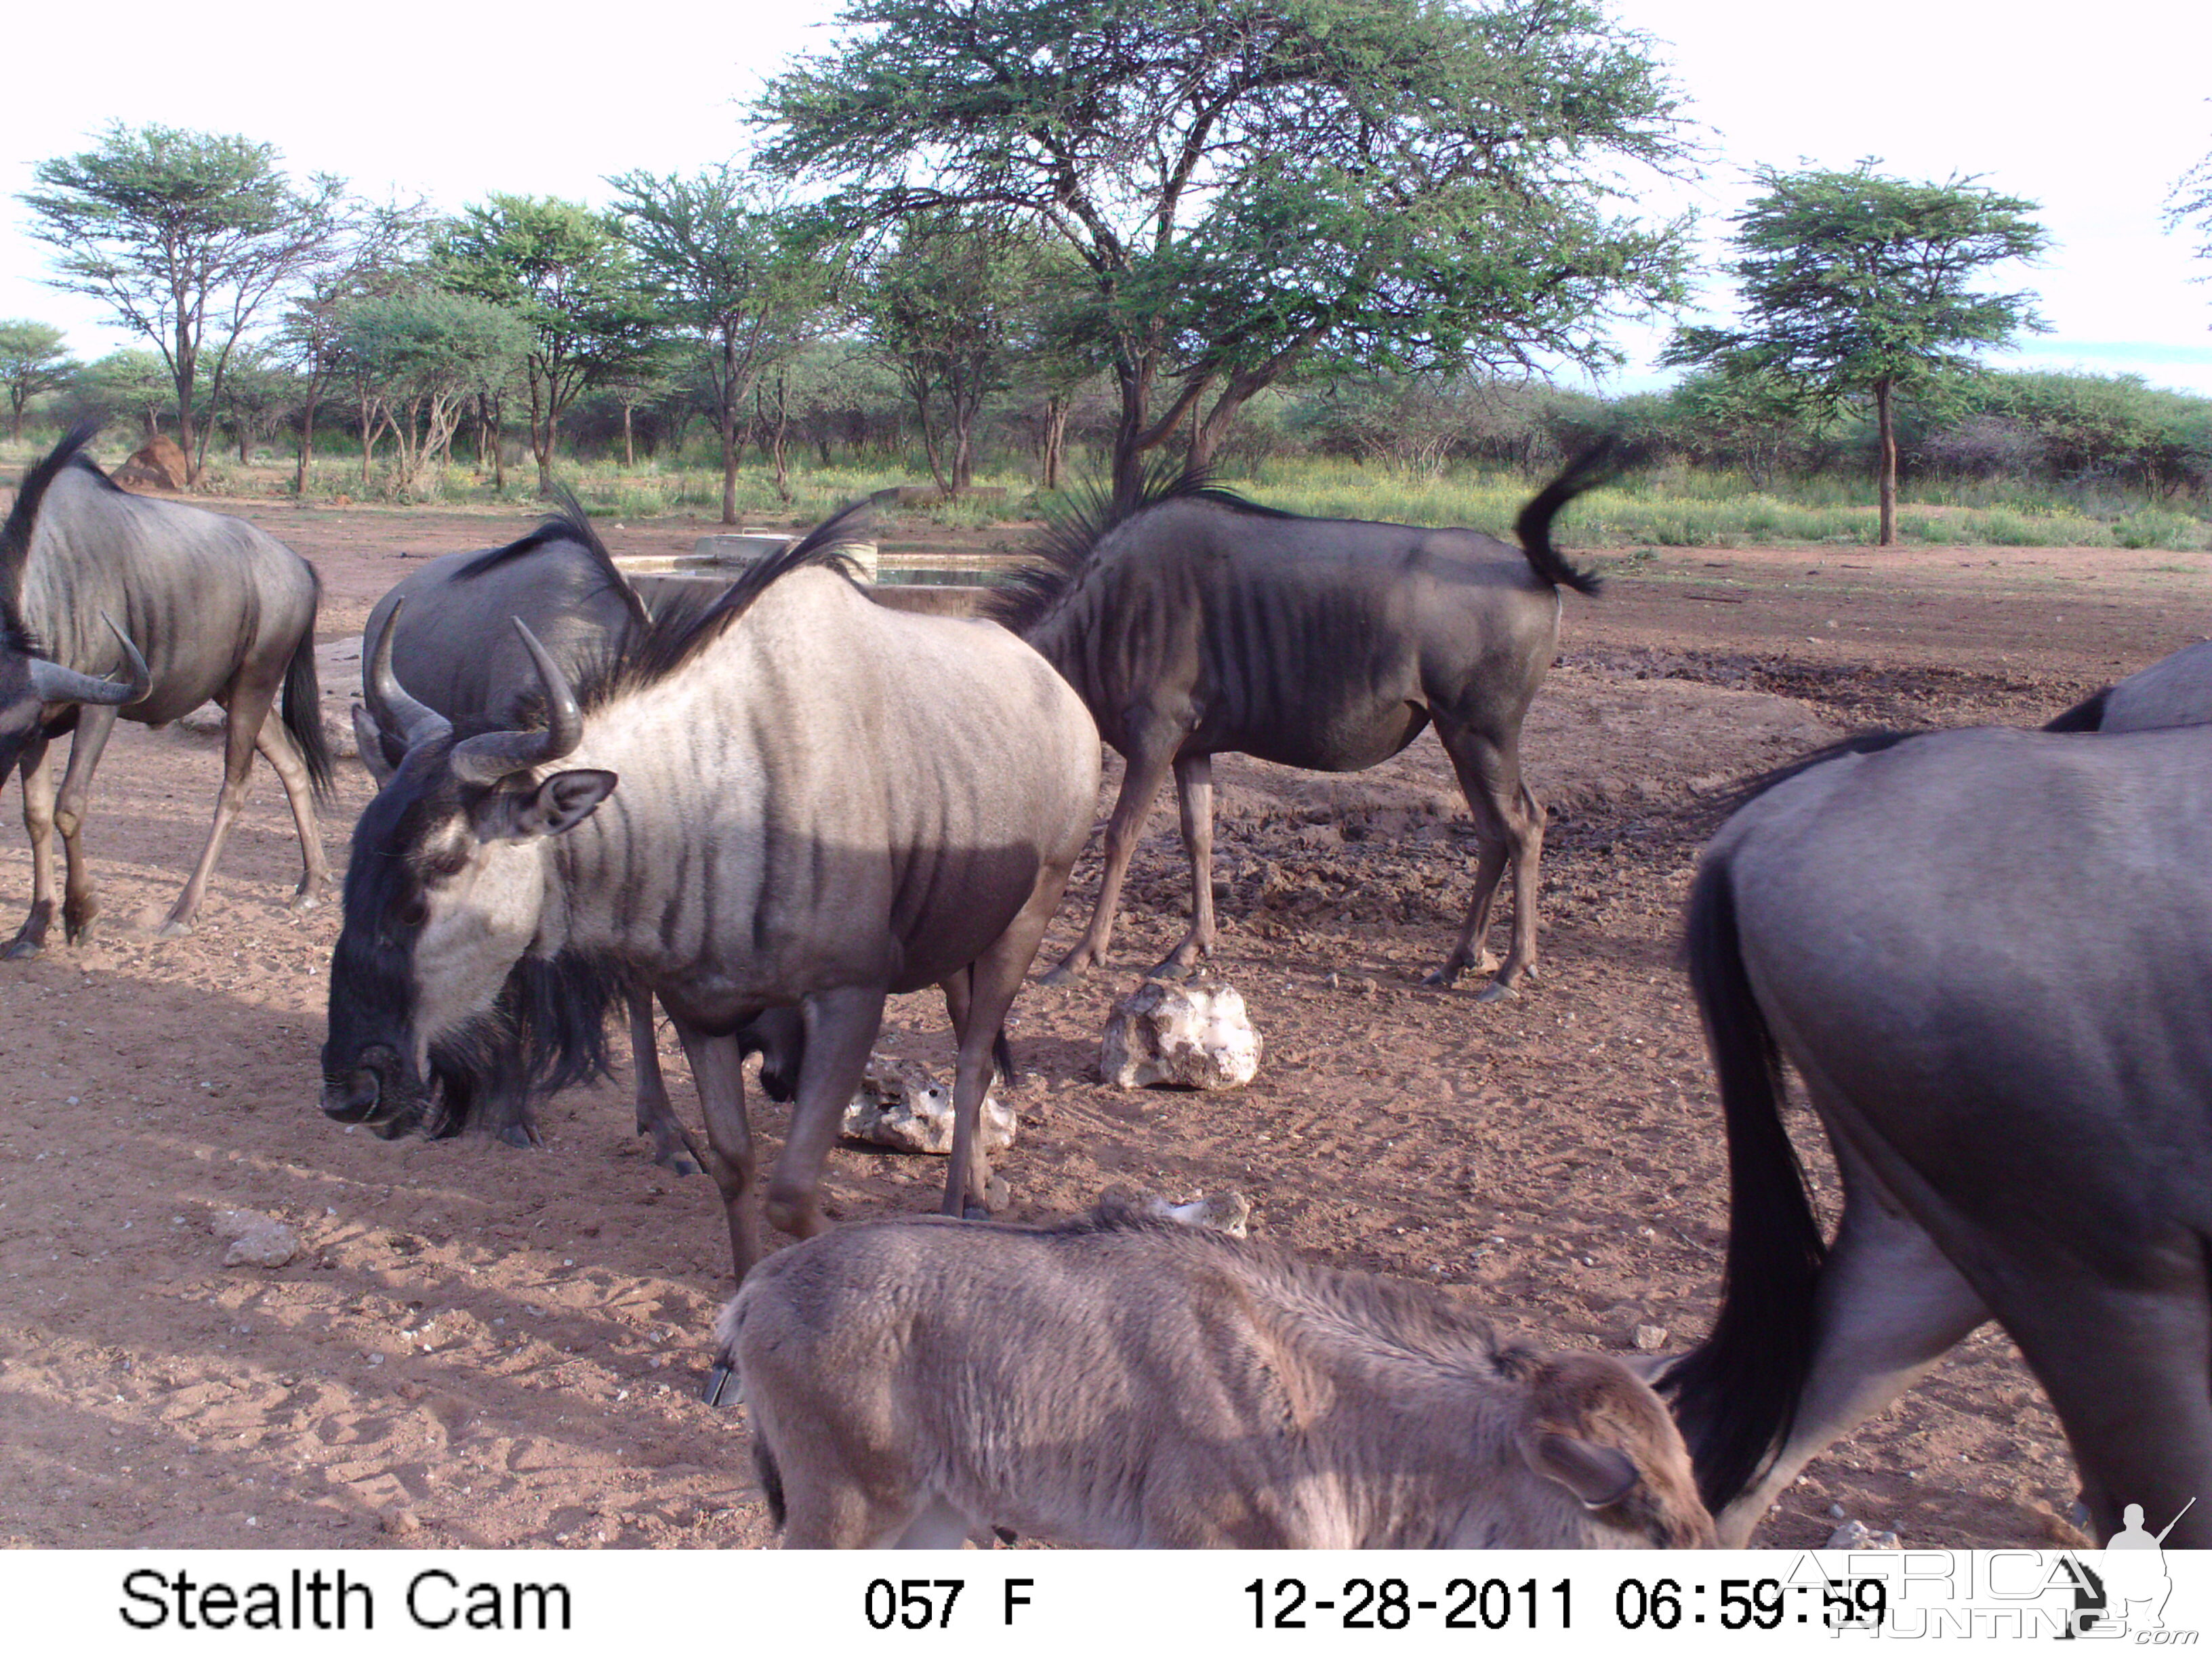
[277,197,429,493]
[333,289,531,498]
[20,123,345,483]
[436,195,660,493]
[857,213,1062,492]
[607,167,834,522]
[0,321,81,442]
[759,0,1692,504]
[1664,161,2048,546]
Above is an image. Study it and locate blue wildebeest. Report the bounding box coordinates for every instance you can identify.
[987,447,1614,997]
[0,422,333,955]
[351,497,801,1171]
[719,1198,1717,1548]
[321,506,1100,1282]
[2045,639,2212,733]
[1659,722,2212,1547]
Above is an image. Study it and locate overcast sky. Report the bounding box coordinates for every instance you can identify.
[3,0,2208,394]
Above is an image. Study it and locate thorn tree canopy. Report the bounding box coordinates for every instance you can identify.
[1662,161,2049,546]
[757,0,1696,503]
[435,194,661,495]
[20,123,346,483]
[2170,142,2212,284]
[0,321,81,443]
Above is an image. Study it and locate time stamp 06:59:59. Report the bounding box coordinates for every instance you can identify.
[1245,1574,1891,1632]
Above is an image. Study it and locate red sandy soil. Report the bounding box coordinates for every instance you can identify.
[1,492,2205,1551]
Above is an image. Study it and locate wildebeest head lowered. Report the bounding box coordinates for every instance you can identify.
[0,421,333,954]
[324,503,1100,1279]
[988,445,1615,996]
[1660,720,2212,1547]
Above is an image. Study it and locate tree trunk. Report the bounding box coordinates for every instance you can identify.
[720,331,741,527]
[295,394,319,496]
[1040,395,1069,492]
[359,392,375,491]
[622,402,635,469]
[1875,379,1897,548]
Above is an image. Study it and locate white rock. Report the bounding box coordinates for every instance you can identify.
[1826,1518,1902,1550]
[224,1225,300,1269]
[1632,1324,1670,1352]
[840,1057,1014,1155]
[209,1208,279,1240]
[1100,979,1263,1090]
[1148,1190,1251,1237]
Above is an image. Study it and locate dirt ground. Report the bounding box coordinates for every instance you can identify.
[1,491,2205,1553]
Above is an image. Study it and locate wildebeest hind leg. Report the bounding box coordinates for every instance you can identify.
[52,705,120,945]
[763,987,887,1245]
[252,710,329,908]
[5,735,57,959]
[1713,1143,1986,1544]
[628,992,704,1175]
[1429,721,1542,998]
[672,1019,764,1282]
[1042,740,1176,985]
[163,673,283,935]
[946,865,1069,1216]
[1995,1261,2212,1546]
[1149,752,1215,979]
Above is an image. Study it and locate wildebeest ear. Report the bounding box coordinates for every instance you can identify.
[1523,1431,1641,1510]
[476,769,618,841]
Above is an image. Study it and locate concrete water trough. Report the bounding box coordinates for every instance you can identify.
[614,530,1006,619]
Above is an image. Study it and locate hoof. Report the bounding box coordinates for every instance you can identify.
[701,1362,739,1408]
[2,937,43,962]
[660,1153,702,1178]
[1037,962,1083,988]
[1422,964,1462,989]
[1474,979,1519,1004]
[987,1175,1011,1210]
[1145,958,1197,983]
[493,1122,536,1149]
[155,918,192,941]
[288,890,323,913]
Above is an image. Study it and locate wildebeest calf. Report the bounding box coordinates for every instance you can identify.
[719,1201,1715,1549]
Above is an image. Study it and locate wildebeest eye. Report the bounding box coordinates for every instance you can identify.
[395,893,428,930]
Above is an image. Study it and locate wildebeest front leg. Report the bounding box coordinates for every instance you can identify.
[1042,737,1176,985]
[52,703,121,945]
[1429,720,1544,998]
[1147,750,1218,979]
[764,987,886,1244]
[671,1017,763,1282]
[252,708,329,909]
[163,674,284,936]
[627,991,705,1176]
[5,734,58,959]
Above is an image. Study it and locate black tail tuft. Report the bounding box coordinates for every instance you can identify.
[281,566,337,802]
[2043,687,2110,732]
[1657,855,1827,1515]
[992,1027,1017,1088]
[1514,439,1621,597]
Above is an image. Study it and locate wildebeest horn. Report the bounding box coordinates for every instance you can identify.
[28,614,150,708]
[364,598,451,754]
[448,619,584,785]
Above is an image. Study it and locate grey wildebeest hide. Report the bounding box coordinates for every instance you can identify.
[352,496,801,1171]
[0,422,332,955]
[986,447,1614,996]
[322,506,1099,1282]
[2045,638,2212,733]
[1660,723,2212,1547]
[718,1200,1717,1548]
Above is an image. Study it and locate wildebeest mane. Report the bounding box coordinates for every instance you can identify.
[581,499,871,708]
[451,487,650,630]
[1,417,110,650]
[1717,729,1925,819]
[423,949,634,1136]
[984,459,1263,636]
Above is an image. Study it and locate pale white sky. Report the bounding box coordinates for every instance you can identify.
[3,0,2208,393]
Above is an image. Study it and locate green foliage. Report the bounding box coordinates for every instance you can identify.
[333,289,531,497]
[0,319,81,441]
[20,123,346,478]
[70,348,177,435]
[758,0,1696,496]
[2169,143,2212,274]
[436,194,663,490]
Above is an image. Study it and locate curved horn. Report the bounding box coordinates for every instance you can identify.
[364,598,451,754]
[28,614,150,708]
[448,619,584,785]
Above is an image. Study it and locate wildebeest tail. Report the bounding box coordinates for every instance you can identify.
[2043,687,2110,731]
[1513,439,1619,597]
[281,567,337,801]
[1657,853,1826,1515]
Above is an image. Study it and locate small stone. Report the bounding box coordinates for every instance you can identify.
[223,1225,299,1269]
[1825,1519,1901,1550]
[1828,1502,1847,1519]
[1631,1324,1668,1352]
[382,1510,420,1536]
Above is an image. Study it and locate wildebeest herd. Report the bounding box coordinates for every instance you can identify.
[5,418,2209,1550]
